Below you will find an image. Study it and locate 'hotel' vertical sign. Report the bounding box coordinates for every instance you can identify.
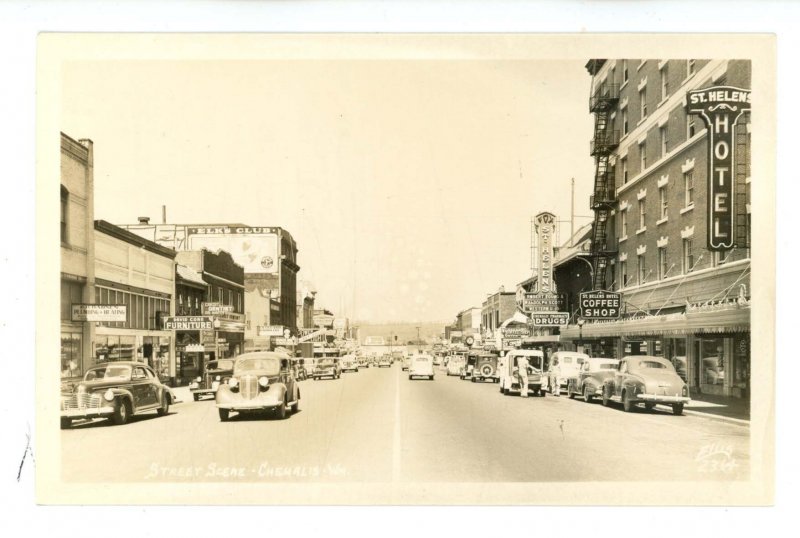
[686,86,751,251]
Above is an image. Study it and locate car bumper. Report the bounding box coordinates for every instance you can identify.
[61,406,115,419]
[636,394,691,404]
[216,397,283,411]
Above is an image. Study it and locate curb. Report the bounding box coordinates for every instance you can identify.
[653,404,750,425]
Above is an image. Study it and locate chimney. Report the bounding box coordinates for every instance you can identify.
[138,216,150,224]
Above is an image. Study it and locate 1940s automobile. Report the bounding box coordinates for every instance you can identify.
[215,351,300,421]
[189,358,235,401]
[60,361,172,429]
[565,357,620,402]
[470,351,500,383]
[601,355,691,415]
[313,357,341,379]
[499,349,546,396]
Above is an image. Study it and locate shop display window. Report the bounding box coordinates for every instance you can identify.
[61,332,82,378]
[700,337,725,385]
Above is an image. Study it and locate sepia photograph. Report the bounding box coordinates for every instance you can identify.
[35,32,775,506]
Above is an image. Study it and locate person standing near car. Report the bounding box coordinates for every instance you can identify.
[550,357,561,396]
[517,354,530,397]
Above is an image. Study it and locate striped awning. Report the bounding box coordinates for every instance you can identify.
[561,305,750,338]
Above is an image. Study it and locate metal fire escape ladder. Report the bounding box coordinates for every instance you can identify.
[588,73,620,291]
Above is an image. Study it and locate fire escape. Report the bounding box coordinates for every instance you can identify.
[587,60,620,290]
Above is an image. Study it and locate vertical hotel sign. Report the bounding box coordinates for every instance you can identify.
[535,212,556,293]
[686,86,751,251]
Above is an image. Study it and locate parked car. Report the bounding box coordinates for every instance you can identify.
[446,354,466,376]
[341,355,359,373]
[358,356,370,369]
[378,355,392,368]
[471,351,500,383]
[313,357,341,380]
[60,361,172,429]
[566,357,620,402]
[408,354,435,380]
[499,349,546,396]
[546,351,589,394]
[601,355,691,415]
[215,351,300,421]
[189,359,235,401]
[402,355,412,371]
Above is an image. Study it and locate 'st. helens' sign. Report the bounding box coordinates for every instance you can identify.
[686,86,751,251]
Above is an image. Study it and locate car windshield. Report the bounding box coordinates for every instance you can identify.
[319,359,335,366]
[85,364,132,381]
[235,357,281,374]
[214,359,234,370]
[514,356,542,368]
[638,360,668,369]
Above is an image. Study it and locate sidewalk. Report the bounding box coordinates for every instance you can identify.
[659,393,750,423]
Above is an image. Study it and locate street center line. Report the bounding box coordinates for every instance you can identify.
[392,365,401,482]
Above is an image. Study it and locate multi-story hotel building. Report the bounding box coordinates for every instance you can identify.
[560,59,752,400]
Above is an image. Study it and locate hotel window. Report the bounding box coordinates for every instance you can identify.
[620,260,628,288]
[622,60,629,83]
[610,67,616,85]
[713,250,729,267]
[659,186,668,219]
[660,126,668,157]
[659,247,668,280]
[687,114,696,139]
[228,289,233,306]
[682,238,694,273]
[621,208,628,237]
[640,141,647,170]
[684,170,695,206]
[622,108,629,135]
[639,86,647,119]
[638,254,647,284]
[660,65,669,100]
[217,287,223,303]
[687,59,696,77]
[621,157,628,184]
[60,186,69,244]
[639,198,646,229]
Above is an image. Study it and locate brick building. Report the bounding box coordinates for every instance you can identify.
[481,290,518,338]
[560,59,751,400]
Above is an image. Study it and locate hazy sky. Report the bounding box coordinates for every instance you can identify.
[62,58,595,323]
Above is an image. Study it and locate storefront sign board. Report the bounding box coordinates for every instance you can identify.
[530,312,570,326]
[258,325,285,337]
[71,304,126,322]
[579,290,622,319]
[164,316,214,330]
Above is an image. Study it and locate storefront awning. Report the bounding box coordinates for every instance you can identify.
[561,305,750,339]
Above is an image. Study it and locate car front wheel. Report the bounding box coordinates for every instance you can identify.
[622,391,634,412]
[112,399,131,425]
[275,400,287,420]
[672,403,684,416]
[218,408,230,422]
[602,387,610,406]
[583,386,593,403]
[60,417,72,429]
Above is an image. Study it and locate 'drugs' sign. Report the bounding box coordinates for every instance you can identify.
[686,86,751,251]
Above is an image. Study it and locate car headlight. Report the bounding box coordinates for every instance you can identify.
[103,389,115,402]
[229,378,239,388]
[215,375,221,381]
[196,376,202,382]
[259,376,269,388]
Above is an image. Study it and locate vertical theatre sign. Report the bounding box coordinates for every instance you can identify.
[535,212,556,293]
[686,86,751,251]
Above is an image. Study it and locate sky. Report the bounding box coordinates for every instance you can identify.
[62,57,596,323]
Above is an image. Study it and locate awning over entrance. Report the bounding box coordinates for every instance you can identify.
[561,305,750,338]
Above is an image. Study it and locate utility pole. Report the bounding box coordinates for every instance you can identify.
[416,326,421,345]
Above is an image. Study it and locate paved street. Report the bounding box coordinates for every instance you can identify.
[61,363,749,483]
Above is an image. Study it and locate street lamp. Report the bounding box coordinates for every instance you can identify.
[577,318,585,353]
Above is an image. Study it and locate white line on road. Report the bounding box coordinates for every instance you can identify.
[392,365,401,482]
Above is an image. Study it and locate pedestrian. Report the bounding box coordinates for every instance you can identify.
[550,357,561,396]
[517,354,530,397]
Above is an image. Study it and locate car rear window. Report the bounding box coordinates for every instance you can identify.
[638,360,668,369]
[563,357,572,364]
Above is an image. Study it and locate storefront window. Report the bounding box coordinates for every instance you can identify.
[61,332,82,378]
[700,337,725,385]
[665,338,687,381]
[60,280,83,321]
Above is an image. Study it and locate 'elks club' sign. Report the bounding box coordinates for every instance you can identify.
[686,86,751,251]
